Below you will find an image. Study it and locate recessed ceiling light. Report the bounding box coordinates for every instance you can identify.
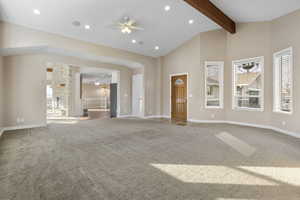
[164,5,171,11]
[72,21,81,27]
[132,39,137,44]
[84,25,91,30]
[155,46,160,50]
[189,19,194,24]
[33,9,41,15]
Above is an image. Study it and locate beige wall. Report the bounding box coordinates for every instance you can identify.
[225,22,272,126]
[83,83,104,99]
[3,55,46,127]
[1,53,133,127]
[162,9,300,134]
[270,10,300,132]
[162,29,227,121]
[0,56,3,128]
[0,21,161,116]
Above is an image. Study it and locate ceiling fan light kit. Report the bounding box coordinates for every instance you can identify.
[121,26,132,34]
[111,16,144,34]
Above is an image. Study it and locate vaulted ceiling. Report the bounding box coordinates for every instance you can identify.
[211,0,300,22]
[0,0,300,57]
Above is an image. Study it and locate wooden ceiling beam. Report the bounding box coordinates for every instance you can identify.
[184,0,236,34]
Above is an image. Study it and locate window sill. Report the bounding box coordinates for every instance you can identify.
[205,106,223,110]
[273,110,293,115]
[233,107,264,112]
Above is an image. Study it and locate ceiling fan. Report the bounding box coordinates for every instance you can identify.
[110,16,144,34]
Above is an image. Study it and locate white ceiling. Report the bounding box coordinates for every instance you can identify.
[0,0,300,58]
[81,67,112,84]
[0,0,219,57]
[211,0,300,22]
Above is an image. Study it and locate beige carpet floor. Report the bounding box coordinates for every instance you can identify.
[1,118,300,200]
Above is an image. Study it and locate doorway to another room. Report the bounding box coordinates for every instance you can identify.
[46,66,71,120]
[46,63,119,123]
[81,72,111,120]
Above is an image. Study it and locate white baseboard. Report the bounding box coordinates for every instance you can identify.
[225,121,272,129]
[118,115,166,119]
[1,119,299,139]
[143,115,158,119]
[2,124,47,132]
[270,127,300,139]
[187,119,300,139]
[153,116,300,139]
[0,127,4,137]
[117,115,133,118]
[143,115,166,119]
[188,119,227,124]
[226,121,300,139]
[116,115,300,139]
[161,115,171,119]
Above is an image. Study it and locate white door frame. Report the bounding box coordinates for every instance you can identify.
[132,74,145,117]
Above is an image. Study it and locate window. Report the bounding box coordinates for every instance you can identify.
[232,57,264,111]
[273,47,293,114]
[46,85,53,99]
[205,62,224,108]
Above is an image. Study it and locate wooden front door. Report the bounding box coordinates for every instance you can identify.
[171,75,187,121]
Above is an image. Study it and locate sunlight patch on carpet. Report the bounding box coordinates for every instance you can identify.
[216,132,256,157]
[151,164,300,186]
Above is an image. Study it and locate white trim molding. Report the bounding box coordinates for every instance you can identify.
[0,128,4,137]
[119,115,166,119]
[204,61,224,109]
[232,56,265,112]
[143,115,164,119]
[130,115,300,139]
[188,119,300,139]
[188,119,227,124]
[1,124,47,136]
[117,115,133,118]
[225,121,300,139]
[273,47,293,115]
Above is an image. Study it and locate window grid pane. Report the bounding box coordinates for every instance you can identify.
[276,52,292,113]
[233,58,263,110]
[205,62,223,108]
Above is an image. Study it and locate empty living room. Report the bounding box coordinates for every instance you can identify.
[1,0,300,199]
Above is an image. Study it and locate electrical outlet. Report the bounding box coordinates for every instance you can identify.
[282,121,286,126]
[211,114,215,119]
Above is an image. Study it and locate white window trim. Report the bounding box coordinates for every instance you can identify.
[273,47,293,115]
[204,61,224,109]
[232,56,264,112]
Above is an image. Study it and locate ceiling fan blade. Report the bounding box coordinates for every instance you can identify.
[127,19,136,26]
[131,26,144,31]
